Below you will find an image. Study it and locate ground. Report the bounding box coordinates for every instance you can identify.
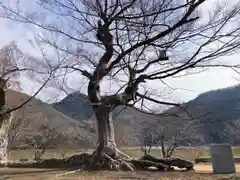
[1,148,240,180]
[2,167,240,180]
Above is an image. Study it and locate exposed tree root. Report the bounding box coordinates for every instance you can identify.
[83,148,135,171]
[0,150,194,172]
[53,168,85,179]
[65,149,194,172]
[130,159,169,170]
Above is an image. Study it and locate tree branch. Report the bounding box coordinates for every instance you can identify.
[61,65,92,79]
[136,92,180,107]
[107,1,204,71]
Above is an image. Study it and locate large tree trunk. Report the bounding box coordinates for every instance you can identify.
[95,106,117,157]
[84,20,138,170]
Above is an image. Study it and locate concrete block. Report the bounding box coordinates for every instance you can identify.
[210,143,236,174]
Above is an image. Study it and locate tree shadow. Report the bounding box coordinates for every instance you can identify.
[0,158,75,169]
[0,168,63,176]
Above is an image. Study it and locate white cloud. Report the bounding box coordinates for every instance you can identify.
[165,67,240,102]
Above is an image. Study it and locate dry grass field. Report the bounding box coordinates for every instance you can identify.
[6,147,228,161]
[1,147,240,180]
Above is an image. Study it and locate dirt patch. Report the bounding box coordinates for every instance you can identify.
[1,165,240,180]
[194,164,240,173]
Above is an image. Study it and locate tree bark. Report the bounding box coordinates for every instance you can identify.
[95,106,117,158]
[0,78,6,113]
[86,20,139,170]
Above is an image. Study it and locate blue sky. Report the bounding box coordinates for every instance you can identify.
[0,0,240,106]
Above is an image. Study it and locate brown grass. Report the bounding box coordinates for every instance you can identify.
[2,148,240,180]
[5,147,220,161]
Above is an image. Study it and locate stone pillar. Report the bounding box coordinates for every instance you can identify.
[210,143,236,174]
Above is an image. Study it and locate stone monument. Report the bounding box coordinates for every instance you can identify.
[210,143,236,174]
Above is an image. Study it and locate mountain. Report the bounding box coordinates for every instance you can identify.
[53,92,161,146]
[53,93,93,120]
[52,93,204,146]
[53,84,240,146]
[5,91,96,149]
[163,84,240,145]
[7,83,240,150]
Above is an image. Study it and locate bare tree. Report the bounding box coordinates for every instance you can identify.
[0,43,26,163]
[2,0,240,170]
[138,124,157,156]
[158,128,178,158]
[0,43,22,115]
[26,124,60,161]
[139,123,179,158]
[0,42,59,164]
[0,41,59,117]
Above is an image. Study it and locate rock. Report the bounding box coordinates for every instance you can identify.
[141,154,194,170]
